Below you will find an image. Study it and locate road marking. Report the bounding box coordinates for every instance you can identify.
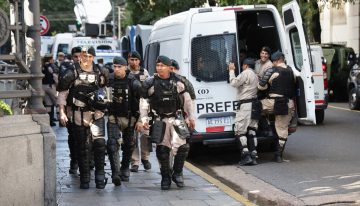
[328,105,360,113]
[185,162,256,206]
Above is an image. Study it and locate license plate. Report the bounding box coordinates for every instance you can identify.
[206,116,232,127]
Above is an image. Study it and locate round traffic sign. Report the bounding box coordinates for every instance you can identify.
[40,15,50,35]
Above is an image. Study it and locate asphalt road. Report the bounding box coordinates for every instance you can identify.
[188,103,360,205]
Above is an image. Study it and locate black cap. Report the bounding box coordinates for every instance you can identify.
[261,46,271,54]
[113,56,127,66]
[243,58,255,66]
[71,46,82,55]
[171,59,179,70]
[271,51,284,61]
[128,51,141,60]
[156,55,172,66]
[82,46,96,56]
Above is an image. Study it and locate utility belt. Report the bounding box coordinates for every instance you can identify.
[268,95,289,115]
[237,98,258,108]
[237,98,262,120]
[149,110,190,144]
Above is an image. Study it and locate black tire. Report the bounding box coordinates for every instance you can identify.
[315,109,325,124]
[349,88,360,110]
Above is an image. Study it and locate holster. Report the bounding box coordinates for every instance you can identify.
[274,97,288,115]
[150,120,166,144]
[251,100,262,120]
[173,115,190,139]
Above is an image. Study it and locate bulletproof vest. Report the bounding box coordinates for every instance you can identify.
[108,74,132,116]
[42,63,55,85]
[269,66,295,98]
[150,74,179,115]
[71,63,100,107]
[131,68,146,82]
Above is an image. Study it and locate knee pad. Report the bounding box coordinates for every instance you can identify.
[94,138,106,150]
[107,122,120,140]
[156,145,170,161]
[122,127,136,147]
[177,143,190,154]
[107,138,119,154]
[91,117,105,138]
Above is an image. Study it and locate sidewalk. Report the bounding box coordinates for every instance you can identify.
[54,126,245,206]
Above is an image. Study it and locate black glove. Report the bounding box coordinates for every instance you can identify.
[89,99,109,111]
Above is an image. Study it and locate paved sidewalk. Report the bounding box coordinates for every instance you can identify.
[55,126,245,206]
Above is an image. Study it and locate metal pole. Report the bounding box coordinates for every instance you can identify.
[25,0,46,114]
[112,0,116,38]
[118,6,121,39]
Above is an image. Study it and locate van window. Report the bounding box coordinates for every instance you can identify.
[57,44,69,54]
[191,34,237,82]
[97,45,112,50]
[146,42,160,75]
[289,28,303,71]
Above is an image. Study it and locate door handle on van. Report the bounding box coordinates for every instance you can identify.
[311,76,314,84]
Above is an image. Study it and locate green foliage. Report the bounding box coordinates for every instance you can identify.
[0,100,13,115]
[0,0,10,15]
[123,0,207,28]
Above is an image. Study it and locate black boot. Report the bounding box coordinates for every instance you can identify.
[156,145,171,190]
[250,151,258,165]
[274,141,283,163]
[120,128,136,182]
[107,138,121,186]
[239,151,252,166]
[67,123,78,174]
[247,131,258,165]
[94,139,107,189]
[75,125,91,189]
[172,144,189,188]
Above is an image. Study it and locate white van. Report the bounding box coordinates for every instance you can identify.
[40,36,54,57]
[145,1,316,146]
[51,33,74,60]
[310,44,328,124]
[52,33,120,60]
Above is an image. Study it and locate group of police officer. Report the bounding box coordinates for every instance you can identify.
[229,46,296,165]
[56,46,196,190]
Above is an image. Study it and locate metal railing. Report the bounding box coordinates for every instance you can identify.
[0,0,46,114]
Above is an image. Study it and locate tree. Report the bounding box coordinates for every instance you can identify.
[123,0,207,28]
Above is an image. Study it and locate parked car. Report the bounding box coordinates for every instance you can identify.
[321,44,356,101]
[347,54,360,110]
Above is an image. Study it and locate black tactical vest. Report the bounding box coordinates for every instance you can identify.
[269,66,295,98]
[71,63,100,108]
[42,63,55,85]
[150,74,180,115]
[108,74,131,116]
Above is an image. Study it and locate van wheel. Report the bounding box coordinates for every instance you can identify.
[349,88,360,110]
[315,109,325,124]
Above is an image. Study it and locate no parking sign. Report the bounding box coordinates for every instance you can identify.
[40,15,50,35]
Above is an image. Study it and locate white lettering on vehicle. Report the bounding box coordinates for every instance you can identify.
[196,101,239,114]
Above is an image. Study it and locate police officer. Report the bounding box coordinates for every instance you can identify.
[106,56,143,185]
[139,55,195,190]
[57,47,108,189]
[258,51,296,163]
[228,58,260,166]
[254,46,273,78]
[127,51,152,173]
[42,54,58,126]
[57,46,82,174]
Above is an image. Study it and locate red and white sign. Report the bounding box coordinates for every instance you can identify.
[40,15,50,35]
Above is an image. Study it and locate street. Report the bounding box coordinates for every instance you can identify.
[188,103,360,205]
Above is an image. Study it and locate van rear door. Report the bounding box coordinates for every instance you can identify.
[282,1,316,124]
